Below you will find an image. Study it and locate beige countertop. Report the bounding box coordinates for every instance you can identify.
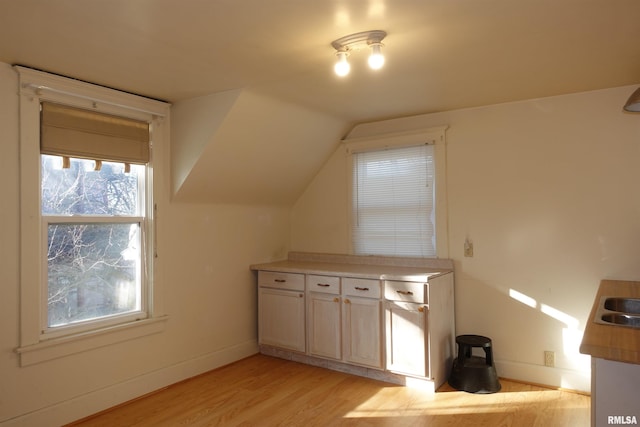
[250,252,454,282]
[580,279,640,365]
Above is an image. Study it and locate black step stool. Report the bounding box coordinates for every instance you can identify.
[448,334,501,393]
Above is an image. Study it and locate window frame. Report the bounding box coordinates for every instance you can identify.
[345,126,449,258]
[15,66,170,366]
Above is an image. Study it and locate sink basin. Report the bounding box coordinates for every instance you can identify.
[595,296,640,328]
[600,313,640,328]
[604,297,640,314]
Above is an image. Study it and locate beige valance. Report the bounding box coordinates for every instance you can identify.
[41,102,150,164]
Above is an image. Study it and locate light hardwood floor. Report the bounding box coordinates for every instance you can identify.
[68,354,590,426]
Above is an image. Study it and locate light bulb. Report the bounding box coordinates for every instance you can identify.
[368,43,385,70]
[334,51,350,77]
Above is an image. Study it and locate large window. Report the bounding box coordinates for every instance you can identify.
[16,67,169,365]
[352,144,435,257]
[42,156,146,333]
[347,127,448,258]
[39,101,151,336]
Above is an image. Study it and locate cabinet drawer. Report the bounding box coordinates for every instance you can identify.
[343,278,381,299]
[258,271,305,291]
[384,280,428,303]
[306,274,340,294]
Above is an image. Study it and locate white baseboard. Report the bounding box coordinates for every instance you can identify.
[2,340,259,427]
[495,359,591,393]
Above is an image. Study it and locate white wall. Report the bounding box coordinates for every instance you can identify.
[291,85,640,391]
[0,62,291,426]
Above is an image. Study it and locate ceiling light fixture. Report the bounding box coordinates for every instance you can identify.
[367,42,385,70]
[334,51,351,77]
[623,87,640,112]
[331,30,387,77]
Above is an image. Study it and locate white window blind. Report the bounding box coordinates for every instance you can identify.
[352,144,436,257]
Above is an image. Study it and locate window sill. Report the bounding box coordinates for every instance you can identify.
[15,315,169,367]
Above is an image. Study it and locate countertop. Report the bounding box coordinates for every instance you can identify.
[250,252,454,282]
[580,279,640,365]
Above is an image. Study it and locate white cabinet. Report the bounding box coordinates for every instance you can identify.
[343,296,382,368]
[342,278,382,368]
[253,259,455,390]
[258,271,305,352]
[592,358,640,427]
[307,275,341,359]
[385,300,429,377]
[384,273,455,387]
[307,275,382,368]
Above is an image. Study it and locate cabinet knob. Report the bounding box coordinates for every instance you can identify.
[333,297,340,303]
[299,293,304,298]
[344,298,351,304]
[418,306,425,313]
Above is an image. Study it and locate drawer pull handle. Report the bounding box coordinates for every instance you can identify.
[397,290,414,295]
[355,287,369,291]
[275,279,286,283]
[316,283,331,287]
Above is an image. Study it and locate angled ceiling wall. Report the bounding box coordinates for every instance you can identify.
[171,89,349,205]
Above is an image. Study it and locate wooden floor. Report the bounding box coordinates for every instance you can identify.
[68,354,590,427]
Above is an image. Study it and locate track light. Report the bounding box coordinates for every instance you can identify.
[367,43,385,70]
[334,51,351,77]
[331,30,387,77]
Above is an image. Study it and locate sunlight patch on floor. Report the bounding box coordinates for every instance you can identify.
[341,387,586,419]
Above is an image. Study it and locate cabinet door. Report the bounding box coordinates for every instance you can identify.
[259,287,305,352]
[385,301,429,378]
[308,292,341,359]
[343,297,382,368]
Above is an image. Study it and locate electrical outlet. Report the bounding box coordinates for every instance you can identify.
[544,351,555,367]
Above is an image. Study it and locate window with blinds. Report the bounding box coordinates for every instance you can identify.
[352,144,436,257]
[40,102,152,335]
[17,66,169,365]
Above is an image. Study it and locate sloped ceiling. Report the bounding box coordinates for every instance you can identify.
[1,0,640,204]
[171,89,348,204]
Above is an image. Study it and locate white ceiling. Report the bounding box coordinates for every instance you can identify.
[2,0,640,123]
[2,0,640,205]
